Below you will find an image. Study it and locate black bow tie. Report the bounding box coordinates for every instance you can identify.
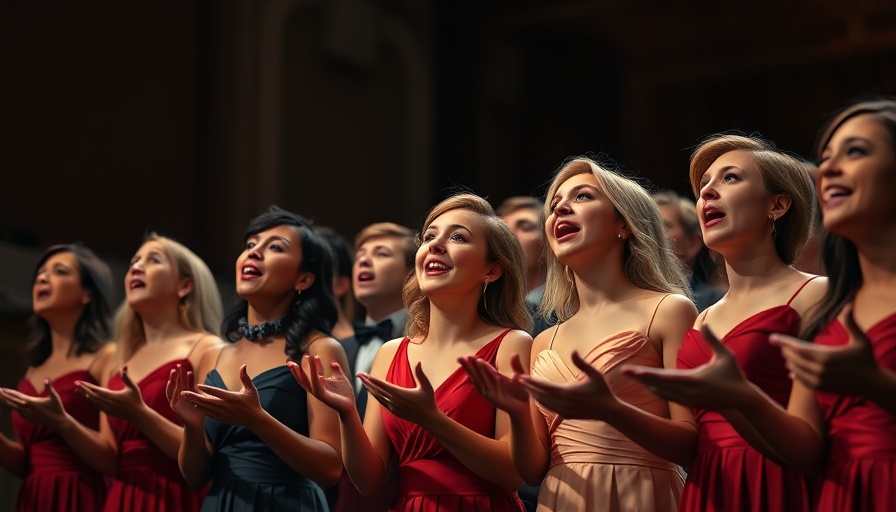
[353,319,393,345]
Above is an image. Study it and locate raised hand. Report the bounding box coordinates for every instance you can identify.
[358,363,440,428]
[517,350,621,420]
[459,355,530,417]
[183,365,264,428]
[290,356,356,416]
[770,304,892,397]
[166,364,204,429]
[623,324,751,410]
[75,366,146,421]
[0,379,68,429]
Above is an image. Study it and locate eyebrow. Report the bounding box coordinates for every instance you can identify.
[552,183,599,201]
[425,223,474,235]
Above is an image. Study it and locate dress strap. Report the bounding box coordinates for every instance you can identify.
[548,323,562,349]
[786,276,821,306]
[646,293,672,340]
[185,333,208,361]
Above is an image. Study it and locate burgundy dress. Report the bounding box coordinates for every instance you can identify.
[813,313,896,512]
[676,280,817,512]
[382,330,526,512]
[12,371,107,512]
[104,360,205,512]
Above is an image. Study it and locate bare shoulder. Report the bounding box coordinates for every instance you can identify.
[791,274,828,316]
[655,292,699,319]
[194,342,227,381]
[367,337,406,378]
[189,334,226,372]
[649,293,698,347]
[495,329,533,358]
[306,335,348,361]
[90,342,118,382]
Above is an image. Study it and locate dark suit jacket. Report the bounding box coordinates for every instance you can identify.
[338,309,407,420]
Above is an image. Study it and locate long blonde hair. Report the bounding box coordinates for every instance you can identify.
[115,233,223,362]
[403,194,532,338]
[540,157,690,322]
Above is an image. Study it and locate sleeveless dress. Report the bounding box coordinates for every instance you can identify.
[533,297,684,512]
[104,359,205,512]
[201,365,328,511]
[676,279,817,512]
[12,371,107,512]
[383,330,526,512]
[813,313,896,512]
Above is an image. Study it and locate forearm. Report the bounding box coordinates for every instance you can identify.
[178,422,213,488]
[0,433,26,477]
[604,402,697,466]
[130,406,184,461]
[508,410,550,486]
[250,411,343,488]
[721,385,823,473]
[55,415,118,475]
[425,412,523,491]
[339,411,390,496]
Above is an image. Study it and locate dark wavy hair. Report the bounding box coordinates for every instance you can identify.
[223,205,338,359]
[28,243,115,367]
[801,99,896,339]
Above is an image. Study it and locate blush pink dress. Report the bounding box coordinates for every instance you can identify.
[533,296,684,512]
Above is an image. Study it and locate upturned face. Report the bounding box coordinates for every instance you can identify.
[126,241,185,312]
[818,114,896,241]
[546,172,624,265]
[353,236,409,308]
[415,209,495,298]
[33,251,88,318]
[696,150,777,254]
[236,224,308,301]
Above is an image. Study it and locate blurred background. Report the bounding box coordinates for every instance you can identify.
[1,0,895,505]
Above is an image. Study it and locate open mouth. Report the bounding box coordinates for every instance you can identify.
[357,271,374,282]
[703,207,726,225]
[36,290,51,300]
[241,266,261,277]
[424,260,451,275]
[128,280,146,290]
[554,221,580,240]
[823,186,851,203]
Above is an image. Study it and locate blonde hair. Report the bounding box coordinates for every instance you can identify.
[115,233,223,362]
[540,157,690,322]
[403,194,532,338]
[354,222,416,269]
[689,134,815,265]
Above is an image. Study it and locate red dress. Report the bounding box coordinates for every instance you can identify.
[104,360,205,512]
[813,313,896,512]
[382,330,526,512]
[12,371,107,512]
[676,281,816,512]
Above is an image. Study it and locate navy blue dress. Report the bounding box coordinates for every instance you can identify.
[202,366,328,511]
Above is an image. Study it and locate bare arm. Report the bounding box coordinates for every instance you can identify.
[169,344,222,487]
[187,338,346,488]
[528,295,699,466]
[0,426,25,477]
[293,339,399,497]
[359,332,531,492]
[461,331,550,486]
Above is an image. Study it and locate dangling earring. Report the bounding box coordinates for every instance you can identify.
[482,280,489,312]
[294,289,303,310]
[769,213,777,239]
